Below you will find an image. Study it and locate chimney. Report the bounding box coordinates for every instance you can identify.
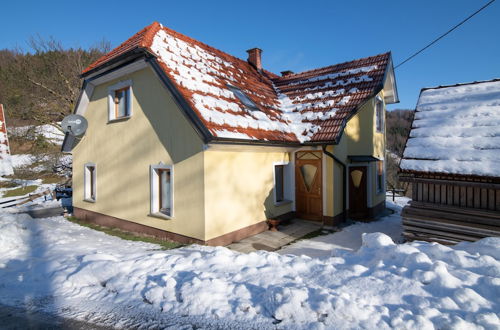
[281,70,294,77]
[246,48,262,71]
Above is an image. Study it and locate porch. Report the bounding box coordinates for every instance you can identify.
[227,218,325,253]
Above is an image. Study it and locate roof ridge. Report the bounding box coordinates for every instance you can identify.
[82,21,161,74]
[421,78,500,91]
[275,51,391,80]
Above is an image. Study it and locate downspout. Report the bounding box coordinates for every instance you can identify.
[322,145,347,222]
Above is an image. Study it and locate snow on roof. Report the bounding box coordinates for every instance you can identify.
[0,104,13,176]
[400,79,500,178]
[83,22,394,143]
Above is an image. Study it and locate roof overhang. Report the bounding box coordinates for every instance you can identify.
[382,55,399,104]
[348,155,380,163]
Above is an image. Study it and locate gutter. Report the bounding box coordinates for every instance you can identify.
[322,145,347,222]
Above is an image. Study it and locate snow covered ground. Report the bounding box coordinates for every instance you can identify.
[279,197,409,257]
[0,198,499,329]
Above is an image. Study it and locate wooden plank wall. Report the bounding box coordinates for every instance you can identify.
[412,182,500,211]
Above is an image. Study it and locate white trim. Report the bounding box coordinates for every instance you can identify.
[272,161,293,206]
[150,163,174,219]
[107,80,133,121]
[83,162,96,202]
[75,59,148,116]
[86,59,148,82]
[75,84,95,116]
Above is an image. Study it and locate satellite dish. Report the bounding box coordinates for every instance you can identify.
[61,114,88,136]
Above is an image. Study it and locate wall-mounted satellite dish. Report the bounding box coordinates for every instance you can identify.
[61,114,88,136]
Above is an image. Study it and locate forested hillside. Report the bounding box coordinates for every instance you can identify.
[385,109,414,195]
[0,38,108,188]
[0,38,108,126]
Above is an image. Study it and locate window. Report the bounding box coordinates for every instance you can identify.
[376,160,384,193]
[108,80,133,121]
[227,84,259,111]
[273,162,292,205]
[84,163,96,201]
[376,96,384,132]
[275,165,285,203]
[150,164,173,218]
[114,87,130,118]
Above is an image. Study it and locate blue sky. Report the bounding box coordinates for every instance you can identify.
[1,0,499,109]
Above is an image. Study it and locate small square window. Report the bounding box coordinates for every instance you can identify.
[150,164,173,218]
[227,84,259,111]
[114,87,130,118]
[84,163,96,202]
[108,80,133,121]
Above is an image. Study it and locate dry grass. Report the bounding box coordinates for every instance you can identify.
[2,185,38,198]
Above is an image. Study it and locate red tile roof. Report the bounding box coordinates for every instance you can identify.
[83,22,393,144]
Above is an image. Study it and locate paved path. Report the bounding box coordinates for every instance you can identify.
[227,219,324,253]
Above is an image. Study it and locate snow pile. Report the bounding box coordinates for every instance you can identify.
[150,28,379,143]
[401,80,500,177]
[0,209,498,329]
[279,198,410,257]
[0,105,14,176]
[9,123,65,145]
[0,131,13,176]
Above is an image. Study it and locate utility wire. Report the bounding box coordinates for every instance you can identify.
[395,0,496,69]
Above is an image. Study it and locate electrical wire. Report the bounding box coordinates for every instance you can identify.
[395,0,496,69]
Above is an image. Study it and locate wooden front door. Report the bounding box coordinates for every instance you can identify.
[295,151,323,221]
[349,166,368,219]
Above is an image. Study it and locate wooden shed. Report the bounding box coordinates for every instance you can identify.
[399,79,500,244]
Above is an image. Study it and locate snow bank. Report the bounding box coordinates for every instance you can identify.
[9,124,65,145]
[0,208,498,329]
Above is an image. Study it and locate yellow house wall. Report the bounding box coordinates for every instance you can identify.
[72,67,206,240]
[327,92,386,216]
[203,149,293,241]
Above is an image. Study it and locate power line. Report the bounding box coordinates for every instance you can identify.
[395,0,496,69]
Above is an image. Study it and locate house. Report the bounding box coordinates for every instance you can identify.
[0,104,13,176]
[63,22,399,245]
[399,79,500,244]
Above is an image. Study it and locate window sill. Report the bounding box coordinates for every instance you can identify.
[107,116,131,124]
[274,199,293,207]
[148,212,173,220]
[83,198,96,203]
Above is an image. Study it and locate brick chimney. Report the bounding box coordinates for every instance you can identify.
[281,70,294,77]
[246,48,262,71]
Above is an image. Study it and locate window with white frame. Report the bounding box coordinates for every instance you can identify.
[273,162,292,205]
[150,164,173,218]
[108,80,132,121]
[376,160,385,193]
[84,163,96,201]
[375,96,384,132]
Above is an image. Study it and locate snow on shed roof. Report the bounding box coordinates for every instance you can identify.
[400,79,500,178]
[83,22,396,144]
[0,104,13,176]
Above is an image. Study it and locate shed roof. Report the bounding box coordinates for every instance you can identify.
[83,22,397,144]
[400,79,500,178]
